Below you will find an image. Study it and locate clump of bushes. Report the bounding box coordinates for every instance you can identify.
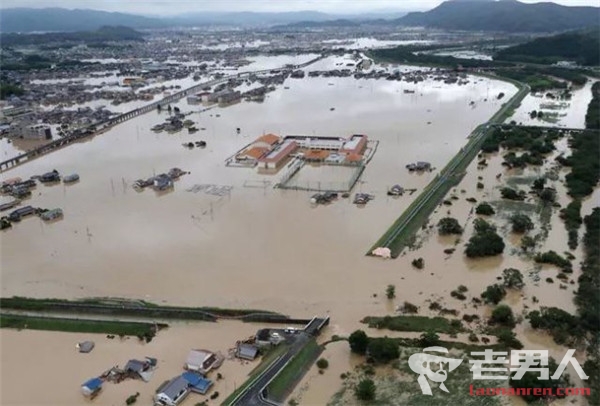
[437,217,463,235]
[355,378,376,401]
[465,219,505,258]
[501,187,525,201]
[502,268,524,289]
[490,305,516,327]
[510,214,534,233]
[481,284,506,305]
[316,358,329,369]
[412,258,424,269]
[475,202,495,216]
[534,250,572,272]
[386,284,395,299]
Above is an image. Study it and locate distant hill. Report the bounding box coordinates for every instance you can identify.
[271,18,361,30]
[1,26,145,47]
[0,8,164,32]
[168,10,335,27]
[0,8,343,32]
[397,0,600,33]
[494,29,600,66]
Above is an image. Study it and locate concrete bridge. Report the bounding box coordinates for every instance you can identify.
[0,55,324,173]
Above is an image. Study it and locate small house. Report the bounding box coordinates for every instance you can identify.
[185,349,218,374]
[41,208,63,221]
[77,341,94,353]
[63,174,79,183]
[236,344,258,361]
[182,372,213,395]
[81,377,103,397]
[255,329,285,347]
[155,375,190,406]
[39,170,60,183]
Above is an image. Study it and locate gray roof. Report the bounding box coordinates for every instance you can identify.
[78,341,95,353]
[160,376,189,400]
[125,359,146,373]
[237,344,258,360]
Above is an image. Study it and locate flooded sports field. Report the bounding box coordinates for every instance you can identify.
[0,64,517,329]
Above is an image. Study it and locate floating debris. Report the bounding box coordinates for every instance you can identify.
[63,173,80,183]
[387,185,405,196]
[353,193,374,205]
[186,184,233,196]
[40,208,63,221]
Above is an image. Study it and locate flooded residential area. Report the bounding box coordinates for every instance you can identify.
[0,1,599,406]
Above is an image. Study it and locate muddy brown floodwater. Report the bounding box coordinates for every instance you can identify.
[11,66,593,405]
[0,71,516,330]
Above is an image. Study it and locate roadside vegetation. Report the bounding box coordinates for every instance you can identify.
[362,315,465,335]
[585,81,600,130]
[0,296,285,322]
[265,339,322,403]
[0,314,164,341]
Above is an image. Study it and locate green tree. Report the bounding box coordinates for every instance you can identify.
[419,331,440,347]
[355,378,376,401]
[386,284,395,299]
[510,214,534,233]
[475,202,495,215]
[509,359,567,403]
[502,268,525,289]
[437,217,463,235]
[490,305,516,327]
[520,235,536,252]
[367,337,399,364]
[481,284,506,305]
[496,329,523,349]
[349,330,369,355]
[316,358,329,369]
[539,188,556,203]
[465,219,505,258]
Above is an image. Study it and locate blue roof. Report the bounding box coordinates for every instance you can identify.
[181,372,212,394]
[82,377,103,390]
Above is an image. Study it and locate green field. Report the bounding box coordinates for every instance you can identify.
[0,314,165,338]
[266,339,322,403]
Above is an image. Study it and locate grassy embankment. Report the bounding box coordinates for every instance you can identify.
[0,296,286,321]
[0,314,165,338]
[362,315,465,334]
[368,80,528,257]
[265,339,322,403]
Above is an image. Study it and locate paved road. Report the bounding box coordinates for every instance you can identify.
[230,333,310,406]
[373,82,530,252]
[227,317,328,406]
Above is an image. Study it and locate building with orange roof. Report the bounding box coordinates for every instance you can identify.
[304,149,330,162]
[340,134,368,155]
[257,140,298,169]
[252,133,281,149]
[236,146,269,162]
[345,153,363,164]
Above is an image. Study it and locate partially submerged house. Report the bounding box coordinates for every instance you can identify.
[181,372,213,395]
[155,375,190,406]
[406,161,431,171]
[125,358,156,382]
[77,341,95,353]
[81,377,103,397]
[255,329,285,347]
[235,343,259,361]
[184,350,219,374]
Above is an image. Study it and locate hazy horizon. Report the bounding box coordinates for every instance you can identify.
[1,0,598,16]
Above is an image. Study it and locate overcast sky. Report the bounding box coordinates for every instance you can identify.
[1,0,598,15]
